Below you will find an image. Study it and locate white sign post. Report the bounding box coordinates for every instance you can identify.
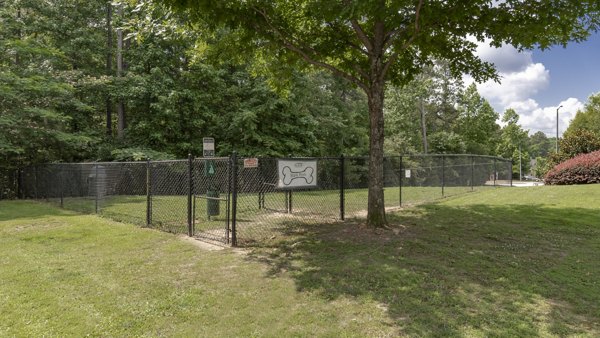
[277,159,317,189]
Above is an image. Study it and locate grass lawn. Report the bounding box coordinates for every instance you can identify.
[48,185,493,242]
[1,184,599,336]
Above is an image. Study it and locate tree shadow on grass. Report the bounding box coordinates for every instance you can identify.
[246,203,600,336]
[0,200,76,221]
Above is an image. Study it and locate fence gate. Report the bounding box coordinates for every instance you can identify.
[191,157,232,244]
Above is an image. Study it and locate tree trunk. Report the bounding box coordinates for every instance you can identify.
[15,8,21,65]
[420,98,428,153]
[116,5,125,139]
[106,2,113,137]
[366,79,387,227]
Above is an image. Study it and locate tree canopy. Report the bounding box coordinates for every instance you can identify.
[166,0,600,226]
[2,0,599,226]
[566,92,600,136]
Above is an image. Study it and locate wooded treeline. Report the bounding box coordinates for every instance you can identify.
[0,0,566,172]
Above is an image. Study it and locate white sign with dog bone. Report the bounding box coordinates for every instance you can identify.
[277,159,318,189]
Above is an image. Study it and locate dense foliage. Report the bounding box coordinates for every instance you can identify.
[545,150,600,185]
[537,129,600,177]
[1,0,599,222]
[167,0,600,226]
[1,0,517,168]
[566,92,600,136]
[0,0,371,165]
[384,67,500,156]
[496,109,530,176]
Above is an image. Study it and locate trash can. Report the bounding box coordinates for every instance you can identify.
[207,190,219,216]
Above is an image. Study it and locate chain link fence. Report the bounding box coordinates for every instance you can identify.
[11,154,511,246]
[0,169,18,200]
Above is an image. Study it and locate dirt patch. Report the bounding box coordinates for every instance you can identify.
[178,234,250,255]
[178,235,226,251]
[306,218,410,245]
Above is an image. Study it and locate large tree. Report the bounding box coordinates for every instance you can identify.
[169,0,599,226]
[455,84,500,155]
[497,109,530,176]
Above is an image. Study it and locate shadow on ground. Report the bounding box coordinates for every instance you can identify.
[246,203,600,336]
[0,200,77,221]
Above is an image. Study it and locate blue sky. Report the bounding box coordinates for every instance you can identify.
[532,32,600,108]
[470,31,600,136]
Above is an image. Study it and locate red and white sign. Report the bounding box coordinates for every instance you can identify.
[244,158,259,168]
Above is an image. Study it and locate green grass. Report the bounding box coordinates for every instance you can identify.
[249,184,600,336]
[4,184,599,336]
[50,185,491,242]
[0,201,392,336]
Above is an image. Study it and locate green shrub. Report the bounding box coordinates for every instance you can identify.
[544,150,600,185]
[543,129,600,176]
[560,129,600,159]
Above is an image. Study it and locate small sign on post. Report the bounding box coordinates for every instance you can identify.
[405,169,411,178]
[205,161,216,176]
[203,137,215,157]
[244,158,259,168]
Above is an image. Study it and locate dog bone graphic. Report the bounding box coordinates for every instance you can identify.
[282,166,314,186]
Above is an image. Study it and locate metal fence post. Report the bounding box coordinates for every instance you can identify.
[94,163,99,213]
[231,152,238,247]
[33,166,38,200]
[226,155,232,244]
[286,153,292,214]
[471,156,474,191]
[59,166,64,208]
[258,166,264,210]
[441,155,445,197]
[399,156,403,207]
[17,168,23,199]
[146,159,152,226]
[286,190,293,214]
[509,160,513,187]
[187,154,193,237]
[493,158,497,187]
[339,155,345,220]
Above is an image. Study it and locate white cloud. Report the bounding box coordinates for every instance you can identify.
[468,41,579,136]
[478,63,549,107]
[476,42,532,73]
[516,98,583,136]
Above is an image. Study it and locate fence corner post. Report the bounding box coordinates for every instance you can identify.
[231,151,238,247]
[187,154,193,237]
[94,163,99,214]
[339,154,345,221]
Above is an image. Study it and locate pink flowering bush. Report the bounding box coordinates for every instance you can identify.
[544,150,600,185]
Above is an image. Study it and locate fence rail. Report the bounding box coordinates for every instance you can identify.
[4,154,512,246]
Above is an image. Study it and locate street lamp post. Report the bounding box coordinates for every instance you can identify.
[556,105,563,153]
